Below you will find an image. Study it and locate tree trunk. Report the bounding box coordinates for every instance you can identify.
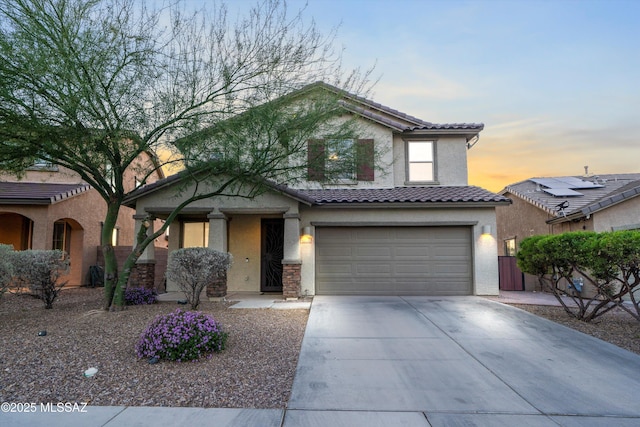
[102,202,121,311]
[110,216,156,311]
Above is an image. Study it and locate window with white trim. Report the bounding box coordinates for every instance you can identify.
[407,140,434,182]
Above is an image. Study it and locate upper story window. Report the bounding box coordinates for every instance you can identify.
[407,140,434,182]
[308,138,374,182]
[326,139,356,180]
[27,158,58,171]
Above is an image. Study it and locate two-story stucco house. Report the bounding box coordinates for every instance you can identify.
[124,83,510,298]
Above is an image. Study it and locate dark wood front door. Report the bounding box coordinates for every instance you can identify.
[261,219,284,292]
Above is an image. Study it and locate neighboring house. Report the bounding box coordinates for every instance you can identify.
[0,154,165,288]
[497,173,640,291]
[124,82,510,298]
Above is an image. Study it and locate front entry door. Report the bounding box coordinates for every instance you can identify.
[260,219,284,292]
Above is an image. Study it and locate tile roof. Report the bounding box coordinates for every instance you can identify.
[306,82,484,133]
[295,186,509,205]
[0,182,91,205]
[501,174,640,220]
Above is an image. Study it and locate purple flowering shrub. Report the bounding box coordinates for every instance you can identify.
[125,287,158,305]
[135,309,228,362]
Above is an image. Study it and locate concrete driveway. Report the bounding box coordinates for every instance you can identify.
[286,296,640,426]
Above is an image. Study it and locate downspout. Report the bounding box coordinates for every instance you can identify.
[467,135,479,150]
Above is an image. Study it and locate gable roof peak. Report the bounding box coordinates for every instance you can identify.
[298,81,484,134]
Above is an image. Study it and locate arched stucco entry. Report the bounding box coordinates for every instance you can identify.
[0,212,34,250]
[52,218,85,286]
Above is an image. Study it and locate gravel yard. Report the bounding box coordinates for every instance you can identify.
[1,288,638,409]
[0,287,308,408]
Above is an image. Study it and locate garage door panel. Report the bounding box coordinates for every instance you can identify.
[316,226,472,295]
[355,246,393,258]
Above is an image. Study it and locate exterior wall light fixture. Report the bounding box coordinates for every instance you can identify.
[300,226,313,243]
[481,225,492,236]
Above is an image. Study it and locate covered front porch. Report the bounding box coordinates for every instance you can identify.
[132,189,307,299]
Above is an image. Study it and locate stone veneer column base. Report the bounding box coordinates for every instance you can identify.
[130,261,156,290]
[282,261,301,300]
[207,272,228,300]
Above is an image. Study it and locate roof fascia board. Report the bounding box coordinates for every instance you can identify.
[503,189,558,216]
[311,221,479,227]
[311,201,511,209]
[0,199,52,205]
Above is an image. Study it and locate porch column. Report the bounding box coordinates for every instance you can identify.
[282,213,301,299]
[207,210,228,252]
[207,210,228,300]
[132,214,156,290]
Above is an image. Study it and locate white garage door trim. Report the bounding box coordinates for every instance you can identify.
[315,226,473,296]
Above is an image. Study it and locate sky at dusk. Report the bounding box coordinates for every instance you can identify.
[193,0,640,192]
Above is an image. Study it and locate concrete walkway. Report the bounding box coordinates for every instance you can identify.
[5,295,640,426]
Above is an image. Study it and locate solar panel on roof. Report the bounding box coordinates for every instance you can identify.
[530,177,604,197]
[542,188,584,197]
[530,178,577,188]
[555,177,604,189]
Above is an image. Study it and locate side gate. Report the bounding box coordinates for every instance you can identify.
[498,256,524,291]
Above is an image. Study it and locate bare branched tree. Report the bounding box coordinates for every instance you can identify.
[0,0,375,310]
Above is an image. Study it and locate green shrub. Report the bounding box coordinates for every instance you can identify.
[517,231,640,322]
[135,309,228,362]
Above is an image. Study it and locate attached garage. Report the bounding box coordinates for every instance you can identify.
[315,226,473,295]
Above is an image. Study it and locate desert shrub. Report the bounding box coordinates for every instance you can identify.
[10,249,69,309]
[518,231,640,322]
[166,247,232,309]
[125,287,158,305]
[0,244,14,299]
[135,309,228,362]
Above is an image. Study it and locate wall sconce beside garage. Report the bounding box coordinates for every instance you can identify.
[300,226,313,243]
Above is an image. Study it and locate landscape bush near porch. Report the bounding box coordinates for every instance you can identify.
[166,248,232,309]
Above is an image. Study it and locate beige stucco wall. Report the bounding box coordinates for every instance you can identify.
[295,115,396,190]
[147,183,301,292]
[294,115,472,190]
[227,215,262,292]
[393,135,469,187]
[592,196,640,231]
[496,193,553,256]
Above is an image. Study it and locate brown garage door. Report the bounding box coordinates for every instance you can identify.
[315,226,472,295]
